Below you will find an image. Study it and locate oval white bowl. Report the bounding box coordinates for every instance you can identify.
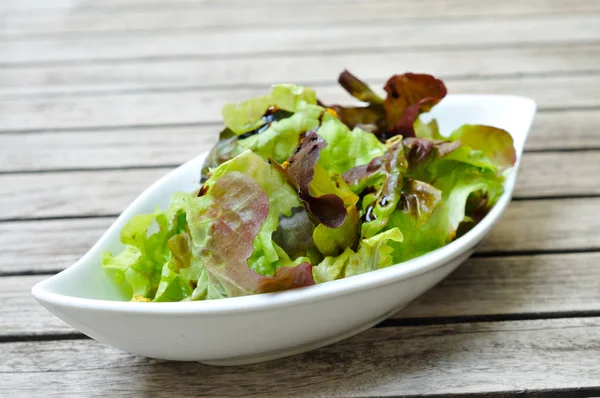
[32,95,536,365]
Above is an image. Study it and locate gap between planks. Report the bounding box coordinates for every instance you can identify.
[1,74,599,132]
[1,111,599,171]
[1,15,600,65]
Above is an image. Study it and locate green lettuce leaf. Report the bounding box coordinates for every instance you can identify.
[312,228,403,283]
[343,136,408,239]
[386,179,446,262]
[222,85,317,135]
[387,131,510,263]
[313,205,359,257]
[102,200,189,301]
[445,124,517,172]
[316,118,386,175]
[238,104,324,164]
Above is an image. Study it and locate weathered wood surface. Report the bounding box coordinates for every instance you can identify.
[2,318,600,397]
[4,0,600,37]
[4,252,600,337]
[2,0,600,395]
[1,44,599,96]
[2,15,600,65]
[1,74,600,131]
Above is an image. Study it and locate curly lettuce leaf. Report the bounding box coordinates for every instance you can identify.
[316,118,386,175]
[343,137,408,239]
[277,131,348,228]
[445,125,517,172]
[313,205,359,257]
[272,207,316,260]
[238,104,323,164]
[222,85,317,135]
[386,179,446,262]
[325,70,446,140]
[388,133,509,263]
[102,200,190,301]
[382,73,447,139]
[309,164,360,256]
[312,228,403,283]
[191,171,314,296]
[193,150,301,277]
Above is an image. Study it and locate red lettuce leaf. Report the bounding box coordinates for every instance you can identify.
[382,73,447,139]
[325,71,447,141]
[201,171,314,296]
[338,70,384,105]
[276,131,348,228]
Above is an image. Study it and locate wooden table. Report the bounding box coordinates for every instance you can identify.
[2,0,600,396]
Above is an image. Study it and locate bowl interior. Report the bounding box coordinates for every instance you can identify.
[33,94,536,303]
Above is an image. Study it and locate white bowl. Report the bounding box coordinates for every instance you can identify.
[32,95,536,365]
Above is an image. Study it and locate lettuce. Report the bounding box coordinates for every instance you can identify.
[316,119,386,175]
[274,131,348,228]
[343,136,408,239]
[104,69,519,302]
[325,70,447,140]
[312,228,403,283]
[222,85,317,135]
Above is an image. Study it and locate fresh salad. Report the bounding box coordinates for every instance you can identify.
[103,71,516,302]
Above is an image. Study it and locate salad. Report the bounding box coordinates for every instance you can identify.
[103,71,516,302]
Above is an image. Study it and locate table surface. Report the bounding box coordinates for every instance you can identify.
[2,0,600,396]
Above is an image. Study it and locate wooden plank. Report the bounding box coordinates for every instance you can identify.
[5,0,600,37]
[3,0,599,15]
[1,75,600,132]
[1,150,598,219]
[483,198,600,253]
[0,218,113,274]
[0,275,72,335]
[1,198,599,274]
[4,252,600,336]
[516,151,600,197]
[397,252,600,319]
[1,15,600,65]
[1,110,598,173]
[2,44,599,96]
[2,318,600,396]
[528,109,600,151]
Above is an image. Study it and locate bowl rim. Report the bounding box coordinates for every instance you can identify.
[32,94,537,316]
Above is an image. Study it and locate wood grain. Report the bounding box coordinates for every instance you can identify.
[2,74,600,132]
[2,44,599,96]
[4,0,599,20]
[1,110,598,173]
[2,198,599,275]
[4,0,600,37]
[1,15,600,65]
[2,150,598,219]
[2,317,600,396]
[5,252,600,337]
[0,218,113,274]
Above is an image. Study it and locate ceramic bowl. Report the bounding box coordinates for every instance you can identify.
[32,94,536,365]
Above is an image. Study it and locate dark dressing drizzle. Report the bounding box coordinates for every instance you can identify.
[238,108,294,139]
